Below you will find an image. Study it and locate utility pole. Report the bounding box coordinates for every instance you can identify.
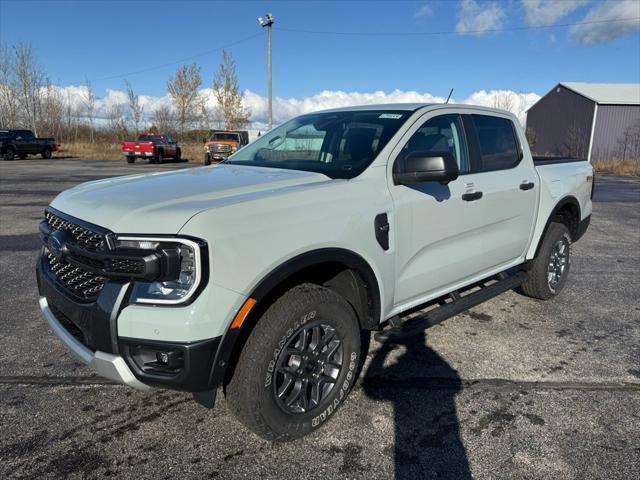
[258,13,274,130]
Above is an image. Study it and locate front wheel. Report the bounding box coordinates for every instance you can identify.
[175,148,181,161]
[225,284,362,441]
[42,147,52,159]
[520,222,572,300]
[204,153,211,165]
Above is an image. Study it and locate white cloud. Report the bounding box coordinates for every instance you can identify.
[521,0,587,27]
[49,85,539,128]
[570,0,640,45]
[414,4,433,19]
[456,0,506,35]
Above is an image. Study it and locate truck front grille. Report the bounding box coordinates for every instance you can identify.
[46,252,106,301]
[44,210,108,301]
[212,144,231,153]
[45,210,106,251]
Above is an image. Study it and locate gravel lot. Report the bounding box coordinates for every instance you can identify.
[1,159,639,480]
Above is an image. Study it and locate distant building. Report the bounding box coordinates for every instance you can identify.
[526,82,640,161]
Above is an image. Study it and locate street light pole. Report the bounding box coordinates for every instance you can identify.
[258,13,274,130]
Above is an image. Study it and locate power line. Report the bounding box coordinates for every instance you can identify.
[278,17,640,37]
[70,33,262,85]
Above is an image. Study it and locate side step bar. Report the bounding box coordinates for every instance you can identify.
[374,270,528,343]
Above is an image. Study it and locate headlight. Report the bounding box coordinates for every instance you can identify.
[116,236,204,305]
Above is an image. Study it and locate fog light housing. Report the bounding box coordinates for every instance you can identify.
[129,344,184,375]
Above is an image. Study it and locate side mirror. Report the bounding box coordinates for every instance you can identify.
[393,151,459,185]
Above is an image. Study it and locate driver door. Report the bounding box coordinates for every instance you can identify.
[390,112,486,306]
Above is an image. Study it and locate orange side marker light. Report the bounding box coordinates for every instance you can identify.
[230,298,257,329]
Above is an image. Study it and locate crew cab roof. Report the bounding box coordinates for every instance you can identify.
[313,103,516,117]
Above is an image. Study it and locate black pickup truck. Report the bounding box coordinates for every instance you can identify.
[0,129,59,160]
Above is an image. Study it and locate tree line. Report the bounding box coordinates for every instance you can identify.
[0,42,251,143]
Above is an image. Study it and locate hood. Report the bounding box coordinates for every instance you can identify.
[50,164,330,233]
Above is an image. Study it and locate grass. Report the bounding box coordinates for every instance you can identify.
[56,141,206,164]
[592,159,640,177]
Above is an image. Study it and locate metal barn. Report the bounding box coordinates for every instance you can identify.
[526,83,640,162]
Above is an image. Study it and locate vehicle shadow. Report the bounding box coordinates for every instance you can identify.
[361,332,472,480]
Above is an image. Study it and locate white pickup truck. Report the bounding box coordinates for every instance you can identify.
[37,104,593,441]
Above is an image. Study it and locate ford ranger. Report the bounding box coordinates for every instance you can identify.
[37,104,593,441]
[121,133,181,164]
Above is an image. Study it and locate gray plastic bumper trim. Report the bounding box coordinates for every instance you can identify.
[39,297,152,392]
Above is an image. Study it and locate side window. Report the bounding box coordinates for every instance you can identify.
[401,114,470,173]
[472,115,520,171]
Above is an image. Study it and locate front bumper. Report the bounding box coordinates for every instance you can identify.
[37,255,222,394]
[39,296,151,391]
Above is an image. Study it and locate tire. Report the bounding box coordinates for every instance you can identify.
[19,154,27,160]
[204,153,211,166]
[156,151,164,164]
[175,148,181,161]
[42,147,52,159]
[521,222,572,300]
[126,156,135,164]
[3,147,15,161]
[226,283,362,441]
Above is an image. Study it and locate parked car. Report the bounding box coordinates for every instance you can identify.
[121,133,181,164]
[37,104,593,441]
[203,130,249,165]
[0,129,59,160]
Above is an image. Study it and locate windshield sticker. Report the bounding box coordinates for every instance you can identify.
[379,113,403,119]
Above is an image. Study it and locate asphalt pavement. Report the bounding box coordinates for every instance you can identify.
[1,159,639,479]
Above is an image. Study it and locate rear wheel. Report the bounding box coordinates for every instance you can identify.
[226,284,362,441]
[19,154,27,160]
[42,147,52,159]
[126,156,135,164]
[521,222,571,300]
[155,151,164,164]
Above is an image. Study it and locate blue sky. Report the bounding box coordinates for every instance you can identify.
[1,0,639,125]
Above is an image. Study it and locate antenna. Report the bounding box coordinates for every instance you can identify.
[445,88,454,104]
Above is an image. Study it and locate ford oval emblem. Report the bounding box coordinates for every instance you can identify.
[48,230,67,260]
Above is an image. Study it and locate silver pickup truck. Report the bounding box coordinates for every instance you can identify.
[37,104,593,441]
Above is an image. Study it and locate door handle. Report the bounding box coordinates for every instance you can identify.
[462,191,483,202]
[520,181,535,191]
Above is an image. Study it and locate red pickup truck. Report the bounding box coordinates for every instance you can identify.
[121,133,181,164]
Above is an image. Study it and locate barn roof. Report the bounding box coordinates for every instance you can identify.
[560,82,640,105]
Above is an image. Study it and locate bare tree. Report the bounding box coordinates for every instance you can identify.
[12,42,45,135]
[615,120,640,160]
[525,127,537,150]
[492,91,516,113]
[213,51,251,130]
[106,103,127,139]
[563,122,589,159]
[167,63,202,137]
[81,79,96,143]
[40,82,64,139]
[125,80,144,134]
[151,104,175,133]
[0,43,19,127]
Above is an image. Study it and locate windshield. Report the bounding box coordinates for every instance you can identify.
[211,133,239,142]
[226,110,411,179]
[138,135,161,142]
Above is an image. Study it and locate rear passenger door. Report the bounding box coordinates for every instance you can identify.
[464,114,538,271]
